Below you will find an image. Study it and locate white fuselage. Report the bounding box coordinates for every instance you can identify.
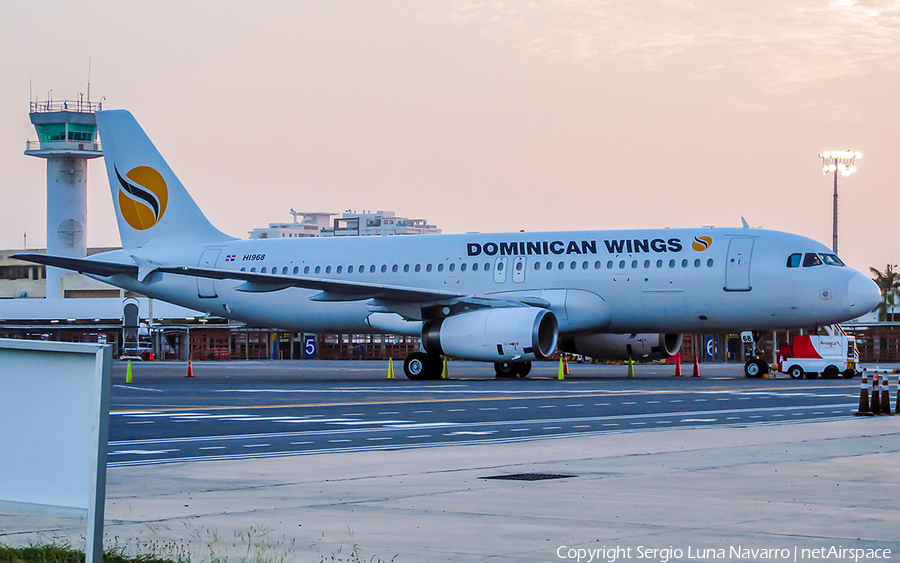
[92,227,873,335]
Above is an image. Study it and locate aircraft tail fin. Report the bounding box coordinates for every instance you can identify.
[95,110,236,248]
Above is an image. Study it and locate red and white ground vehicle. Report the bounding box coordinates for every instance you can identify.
[778,326,858,379]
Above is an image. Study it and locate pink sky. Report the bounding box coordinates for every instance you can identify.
[1,1,898,272]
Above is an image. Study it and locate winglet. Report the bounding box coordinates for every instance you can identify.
[741,217,750,229]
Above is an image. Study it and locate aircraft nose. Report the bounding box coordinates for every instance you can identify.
[847,272,881,317]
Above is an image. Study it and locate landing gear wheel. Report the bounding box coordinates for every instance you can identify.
[788,365,804,380]
[823,365,840,379]
[404,352,442,380]
[494,361,532,378]
[744,359,768,378]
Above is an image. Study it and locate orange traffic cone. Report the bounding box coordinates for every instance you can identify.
[871,374,882,415]
[882,373,894,416]
[855,371,873,416]
[674,354,683,377]
[186,358,194,379]
[692,354,700,377]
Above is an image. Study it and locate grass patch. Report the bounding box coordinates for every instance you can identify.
[0,540,396,563]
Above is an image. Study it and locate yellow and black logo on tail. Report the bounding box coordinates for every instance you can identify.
[116,165,168,230]
[691,236,712,252]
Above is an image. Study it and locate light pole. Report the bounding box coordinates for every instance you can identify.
[818,150,861,256]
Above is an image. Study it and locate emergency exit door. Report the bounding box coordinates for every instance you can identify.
[197,249,221,298]
[724,237,754,291]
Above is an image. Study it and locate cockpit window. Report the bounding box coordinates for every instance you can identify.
[802,253,822,267]
[786,253,802,268]
[819,253,844,266]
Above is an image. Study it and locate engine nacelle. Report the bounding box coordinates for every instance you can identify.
[423,307,558,362]
[563,333,683,361]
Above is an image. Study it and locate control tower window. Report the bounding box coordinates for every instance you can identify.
[786,254,801,268]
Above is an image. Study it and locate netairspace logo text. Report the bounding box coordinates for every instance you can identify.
[556,545,892,563]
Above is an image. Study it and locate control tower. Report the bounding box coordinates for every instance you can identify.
[25,99,103,298]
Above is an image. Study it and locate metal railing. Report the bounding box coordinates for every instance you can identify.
[29,100,102,113]
[25,140,102,152]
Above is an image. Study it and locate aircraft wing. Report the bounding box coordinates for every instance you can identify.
[151,265,470,303]
[11,253,139,277]
[12,253,542,308]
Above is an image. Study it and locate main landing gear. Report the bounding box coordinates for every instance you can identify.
[403,352,443,380]
[494,361,532,378]
[743,358,769,378]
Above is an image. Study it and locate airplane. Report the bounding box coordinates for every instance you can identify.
[14,110,881,379]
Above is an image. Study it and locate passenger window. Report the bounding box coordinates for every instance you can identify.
[438,264,444,272]
[669,259,675,268]
[392,264,398,273]
[304,266,310,274]
[293,266,299,274]
[498,262,504,271]
[240,267,246,272]
[802,253,822,267]
[348,265,354,273]
[786,253,802,268]
[315,266,321,274]
[535,262,541,271]
[707,259,714,267]
[643,260,650,268]
[570,261,576,270]
[558,261,564,270]
[595,261,601,269]
[449,263,456,272]
[250,267,256,272]
[631,260,637,269]
[607,261,613,269]
[656,260,663,268]
[415,264,421,272]
[326,266,332,274]
[681,259,688,268]
[582,261,588,270]
[484,262,489,271]
[403,264,410,273]
[460,263,467,272]
[381,265,387,273]
[619,260,626,269]
[472,263,479,271]
[282,267,288,275]
[336,266,342,274]
[426,264,433,272]
[694,259,700,267]
[261,267,267,273]
[546,261,552,270]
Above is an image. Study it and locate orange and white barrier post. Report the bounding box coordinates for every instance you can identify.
[692,354,700,378]
[882,372,895,416]
[186,358,194,379]
[855,371,873,416]
[871,374,882,415]
[674,353,683,377]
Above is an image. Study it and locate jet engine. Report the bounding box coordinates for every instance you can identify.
[562,333,682,361]
[422,307,558,362]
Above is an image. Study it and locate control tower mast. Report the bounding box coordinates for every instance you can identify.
[25,98,103,298]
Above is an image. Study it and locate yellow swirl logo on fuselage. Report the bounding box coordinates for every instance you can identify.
[116,165,168,230]
[692,236,712,252]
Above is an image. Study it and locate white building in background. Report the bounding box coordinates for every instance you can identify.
[249,209,441,239]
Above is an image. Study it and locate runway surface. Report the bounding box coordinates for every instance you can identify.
[107,360,874,466]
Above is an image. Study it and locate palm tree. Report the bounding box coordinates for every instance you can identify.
[870,264,900,321]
